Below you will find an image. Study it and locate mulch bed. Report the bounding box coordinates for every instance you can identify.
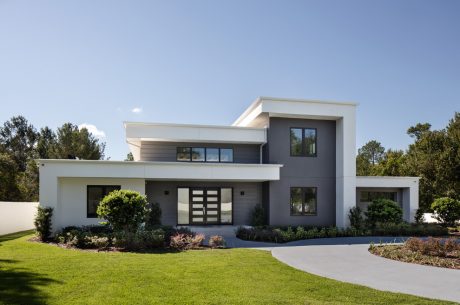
[369,244,460,270]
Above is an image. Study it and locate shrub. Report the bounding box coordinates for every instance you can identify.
[97,190,148,232]
[145,202,162,229]
[170,233,205,250]
[251,204,266,227]
[414,208,425,224]
[349,206,364,230]
[405,237,460,257]
[431,197,460,227]
[365,199,403,227]
[114,229,165,250]
[34,206,53,241]
[209,235,226,248]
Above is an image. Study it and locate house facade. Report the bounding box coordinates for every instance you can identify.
[39,97,419,231]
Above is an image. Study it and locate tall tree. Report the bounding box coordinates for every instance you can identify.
[407,123,431,140]
[373,149,406,176]
[36,127,56,159]
[0,153,22,201]
[0,116,38,171]
[53,123,105,160]
[358,140,385,166]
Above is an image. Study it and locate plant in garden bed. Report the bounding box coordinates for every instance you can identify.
[209,235,226,248]
[34,206,53,241]
[369,237,460,269]
[365,198,403,228]
[170,233,205,251]
[431,197,460,227]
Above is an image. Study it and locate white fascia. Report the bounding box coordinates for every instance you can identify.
[124,122,267,144]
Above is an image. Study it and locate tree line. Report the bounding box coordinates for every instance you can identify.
[0,116,106,202]
[357,112,460,212]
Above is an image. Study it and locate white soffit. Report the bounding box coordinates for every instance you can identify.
[124,122,266,144]
[233,96,358,127]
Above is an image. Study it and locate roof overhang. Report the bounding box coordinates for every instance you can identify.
[38,159,282,182]
[124,122,267,144]
[356,176,420,188]
[233,96,358,127]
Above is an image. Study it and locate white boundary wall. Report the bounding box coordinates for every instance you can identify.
[0,202,39,235]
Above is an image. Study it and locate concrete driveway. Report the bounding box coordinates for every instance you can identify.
[271,239,460,303]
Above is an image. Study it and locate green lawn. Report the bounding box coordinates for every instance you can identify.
[0,231,452,305]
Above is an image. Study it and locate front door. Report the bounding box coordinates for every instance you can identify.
[190,188,221,225]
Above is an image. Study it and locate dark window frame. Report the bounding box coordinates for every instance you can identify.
[290,127,317,157]
[176,147,234,163]
[290,187,317,216]
[87,185,121,218]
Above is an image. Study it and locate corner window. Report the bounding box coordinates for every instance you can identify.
[290,187,317,216]
[176,147,233,163]
[206,148,219,162]
[191,148,205,162]
[290,128,317,157]
[177,147,191,161]
[87,185,120,218]
[220,148,233,162]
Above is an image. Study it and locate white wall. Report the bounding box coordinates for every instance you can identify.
[0,202,39,235]
[53,177,145,231]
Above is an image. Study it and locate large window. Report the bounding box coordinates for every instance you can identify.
[290,128,317,157]
[360,191,397,202]
[177,147,233,163]
[87,185,120,218]
[290,187,317,216]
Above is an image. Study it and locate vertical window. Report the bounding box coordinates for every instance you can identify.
[220,148,233,162]
[290,128,317,157]
[87,185,120,218]
[290,128,303,156]
[290,187,317,216]
[177,188,190,225]
[191,148,205,162]
[220,188,233,224]
[206,148,219,162]
[177,147,191,161]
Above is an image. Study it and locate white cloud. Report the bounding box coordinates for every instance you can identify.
[78,123,106,138]
[131,107,143,114]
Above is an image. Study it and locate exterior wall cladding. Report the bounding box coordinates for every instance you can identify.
[146,181,262,226]
[265,117,336,227]
[140,142,260,163]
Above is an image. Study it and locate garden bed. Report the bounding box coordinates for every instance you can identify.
[369,237,460,269]
[236,224,449,243]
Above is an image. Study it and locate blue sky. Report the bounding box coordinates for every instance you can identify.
[0,0,458,160]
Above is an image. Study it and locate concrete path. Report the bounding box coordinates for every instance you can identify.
[271,240,460,303]
[187,227,460,303]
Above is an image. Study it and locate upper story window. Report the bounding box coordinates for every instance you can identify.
[290,128,317,157]
[177,147,233,163]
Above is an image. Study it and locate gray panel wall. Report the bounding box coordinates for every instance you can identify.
[267,117,337,226]
[145,181,262,226]
[140,142,260,163]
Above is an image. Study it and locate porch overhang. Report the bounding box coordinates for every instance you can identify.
[38,159,282,182]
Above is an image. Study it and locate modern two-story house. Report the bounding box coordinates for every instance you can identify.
[39,97,419,231]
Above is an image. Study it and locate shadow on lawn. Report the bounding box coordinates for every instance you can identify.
[0,230,35,245]
[0,259,61,305]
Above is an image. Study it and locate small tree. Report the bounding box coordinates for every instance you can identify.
[251,204,266,227]
[348,206,364,230]
[431,197,460,227]
[97,190,148,232]
[145,202,162,229]
[34,206,53,241]
[365,199,403,227]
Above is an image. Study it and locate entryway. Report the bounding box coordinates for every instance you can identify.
[190,188,220,225]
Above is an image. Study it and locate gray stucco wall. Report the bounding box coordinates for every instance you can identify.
[140,142,260,163]
[145,181,262,226]
[266,117,337,226]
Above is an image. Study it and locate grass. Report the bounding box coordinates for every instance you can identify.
[0,231,454,305]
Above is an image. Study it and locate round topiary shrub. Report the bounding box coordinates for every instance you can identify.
[365,198,403,227]
[431,197,460,227]
[97,190,148,232]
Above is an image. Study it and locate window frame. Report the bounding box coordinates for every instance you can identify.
[290,127,317,157]
[176,147,234,163]
[290,187,317,216]
[87,185,121,218]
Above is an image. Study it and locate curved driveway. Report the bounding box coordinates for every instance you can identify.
[270,237,460,303]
